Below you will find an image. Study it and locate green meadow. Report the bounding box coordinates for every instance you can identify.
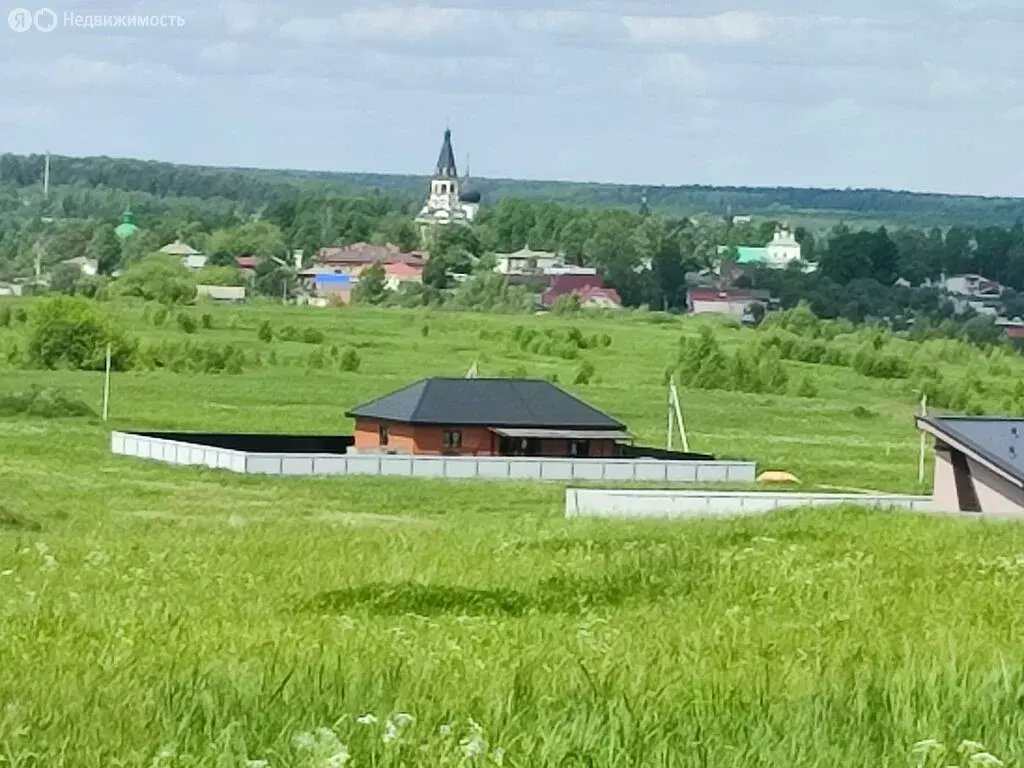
[2,301,1024,767]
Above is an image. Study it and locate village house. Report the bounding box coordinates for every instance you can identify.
[687,287,773,318]
[917,416,1024,516]
[346,377,632,458]
[313,243,427,276]
[541,274,622,310]
[159,240,207,271]
[60,256,98,276]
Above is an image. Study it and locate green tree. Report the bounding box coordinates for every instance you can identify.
[49,263,82,295]
[207,221,286,266]
[26,295,136,371]
[86,225,123,275]
[111,254,196,305]
[352,263,387,305]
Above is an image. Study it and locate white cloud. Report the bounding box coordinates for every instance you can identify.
[624,11,768,46]
[339,5,473,41]
[927,66,1018,100]
[220,2,260,34]
[279,17,339,44]
[0,105,54,126]
[200,41,240,62]
[32,56,186,90]
[645,52,711,94]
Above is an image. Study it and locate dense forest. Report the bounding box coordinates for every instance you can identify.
[3,152,1024,228]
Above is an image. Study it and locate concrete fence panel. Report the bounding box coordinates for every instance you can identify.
[565,489,936,519]
[110,432,758,485]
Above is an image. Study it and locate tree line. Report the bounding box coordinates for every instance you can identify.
[3,151,1024,228]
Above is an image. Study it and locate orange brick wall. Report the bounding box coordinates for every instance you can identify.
[353,419,617,458]
[354,419,496,456]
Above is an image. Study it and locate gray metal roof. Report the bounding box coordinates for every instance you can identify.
[435,128,458,179]
[346,378,626,430]
[918,416,1024,482]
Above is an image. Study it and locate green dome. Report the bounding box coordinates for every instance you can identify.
[115,208,139,240]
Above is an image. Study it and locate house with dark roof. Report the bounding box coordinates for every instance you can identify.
[345,378,632,458]
[917,416,1024,515]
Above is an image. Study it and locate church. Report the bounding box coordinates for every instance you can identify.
[415,128,481,228]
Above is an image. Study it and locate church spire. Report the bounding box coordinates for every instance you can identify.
[435,127,458,179]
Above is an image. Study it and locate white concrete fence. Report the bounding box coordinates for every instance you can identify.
[111,431,757,484]
[565,488,937,519]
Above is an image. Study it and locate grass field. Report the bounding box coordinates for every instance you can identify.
[2,300,1024,766]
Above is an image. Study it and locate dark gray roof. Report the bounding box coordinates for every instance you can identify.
[919,416,1024,482]
[436,128,458,179]
[346,378,626,430]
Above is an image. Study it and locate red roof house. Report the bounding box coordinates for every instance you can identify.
[688,288,771,317]
[540,274,618,309]
[315,243,427,274]
[235,255,260,272]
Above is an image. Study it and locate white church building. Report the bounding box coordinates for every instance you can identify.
[415,128,481,228]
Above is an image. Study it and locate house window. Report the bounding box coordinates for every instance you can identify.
[378,425,389,446]
[442,430,463,452]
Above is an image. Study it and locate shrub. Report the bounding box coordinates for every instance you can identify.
[574,360,595,385]
[201,313,214,330]
[598,333,612,349]
[152,306,168,327]
[279,325,298,342]
[550,293,582,315]
[340,348,361,372]
[421,324,430,338]
[14,308,27,324]
[302,327,325,345]
[267,349,278,366]
[26,296,136,371]
[852,406,878,419]
[795,376,819,398]
[0,385,96,418]
[0,305,11,327]
[307,348,326,369]
[176,312,198,334]
[257,320,273,343]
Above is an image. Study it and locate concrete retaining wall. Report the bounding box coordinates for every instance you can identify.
[111,431,756,483]
[565,488,936,519]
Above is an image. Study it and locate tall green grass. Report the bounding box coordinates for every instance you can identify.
[1,300,1022,765]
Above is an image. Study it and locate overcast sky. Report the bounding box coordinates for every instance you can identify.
[2,0,1023,196]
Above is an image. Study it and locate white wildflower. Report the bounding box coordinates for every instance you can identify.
[323,745,350,768]
[292,731,316,751]
[42,554,57,570]
[315,727,339,743]
[461,734,487,759]
[245,761,270,768]
[912,739,944,755]
[0,570,13,577]
[970,753,1004,768]
[493,747,506,765]
[960,741,988,756]
[356,713,377,726]
[34,542,49,556]
[155,744,176,760]
[394,712,415,727]
[439,723,452,737]
[382,720,399,744]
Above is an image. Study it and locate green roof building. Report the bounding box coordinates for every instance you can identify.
[115,207,139,240]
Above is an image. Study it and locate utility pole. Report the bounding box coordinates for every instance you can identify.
[43,151,50,198]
